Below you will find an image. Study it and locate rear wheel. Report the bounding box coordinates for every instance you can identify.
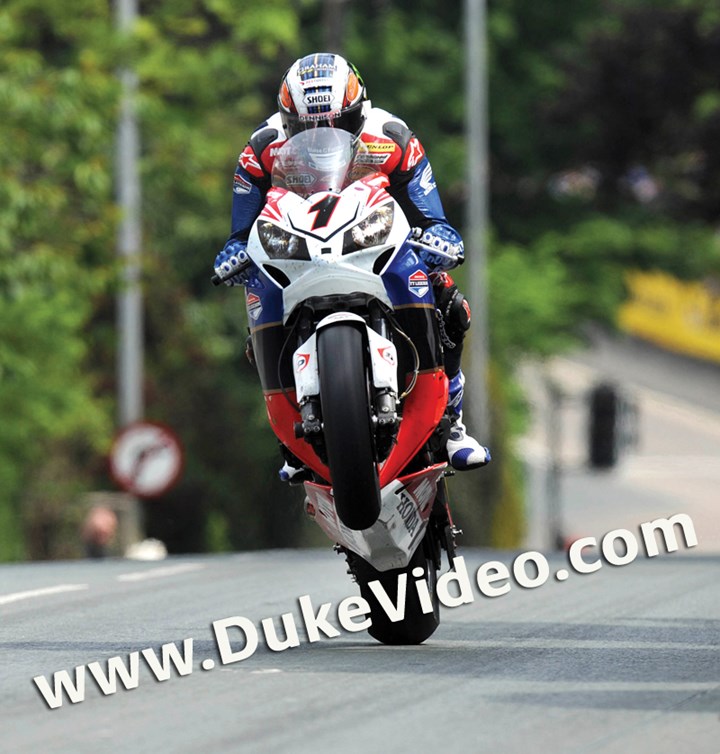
[317,324,381,531]
[349,530,441,645]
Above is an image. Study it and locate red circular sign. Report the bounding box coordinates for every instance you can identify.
[109,422,184,499]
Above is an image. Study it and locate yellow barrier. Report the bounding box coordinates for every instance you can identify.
[618,270,720,363]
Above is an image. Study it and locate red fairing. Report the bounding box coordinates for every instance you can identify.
[379,369,448,487]
[260,187,287,222]
[265,369,447,488]
[264,392,331,482]
[357,173,393,209]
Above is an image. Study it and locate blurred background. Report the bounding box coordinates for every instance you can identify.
[1,0,718,561]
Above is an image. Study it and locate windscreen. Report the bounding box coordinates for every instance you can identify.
[272,128,376,198]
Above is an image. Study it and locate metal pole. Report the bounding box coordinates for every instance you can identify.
[115,0,143,427]
[115,0,144,549]
[545,377,565,550]
[323,0,348,53]
[464,0,490,434]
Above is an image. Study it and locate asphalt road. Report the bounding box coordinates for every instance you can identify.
[520,329,720,553]
[1,547,718,753]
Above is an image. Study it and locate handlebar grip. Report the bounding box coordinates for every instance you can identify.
[211,258,253,286]
[405,239,458,262]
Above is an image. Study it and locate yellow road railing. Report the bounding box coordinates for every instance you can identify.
[618,270,720,363]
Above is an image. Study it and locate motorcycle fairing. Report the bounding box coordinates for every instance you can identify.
[379,245,436,309]
[244,270,284,328]
[293,313,399,402]
[377,367,447,486]
[262,366,447,489]
[304,463,447,571]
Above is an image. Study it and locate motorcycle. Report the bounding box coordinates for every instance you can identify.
[214,128,463,645]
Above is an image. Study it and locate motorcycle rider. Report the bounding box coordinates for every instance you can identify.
[214,52,490,474]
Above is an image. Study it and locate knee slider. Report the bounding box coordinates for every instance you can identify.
[436,284,471,343]
[447,290,471,333]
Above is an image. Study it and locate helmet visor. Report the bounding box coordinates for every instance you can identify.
[281,101,365,138]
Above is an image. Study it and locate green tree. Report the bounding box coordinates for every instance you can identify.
[0,0,310,558]
[0,0,116,559]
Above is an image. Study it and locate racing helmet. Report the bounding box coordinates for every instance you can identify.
[278,52,367,138]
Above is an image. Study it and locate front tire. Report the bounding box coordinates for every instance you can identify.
[318,324,381,531]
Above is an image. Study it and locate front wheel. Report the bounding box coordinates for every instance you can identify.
[317,324,381,531]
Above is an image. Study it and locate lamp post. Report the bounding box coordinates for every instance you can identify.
[114,0,144,549]
[464,0,490,434]
[115,0,143,429]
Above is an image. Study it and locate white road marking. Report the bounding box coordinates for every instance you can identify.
[552,356,720,433]
[620,455,720,480]
[116,563,205,582]
[0,584,88,606]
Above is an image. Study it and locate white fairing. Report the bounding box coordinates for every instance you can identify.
[305,464,446,571]
[293,312,398,402]
[366,327,399,391]
[292,331,319,401]
[246,177,410,324]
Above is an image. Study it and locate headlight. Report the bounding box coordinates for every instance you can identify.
[258,222,310,260]
[345,205,394,251]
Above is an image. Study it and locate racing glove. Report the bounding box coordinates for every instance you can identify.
[413,224,464,271]
[214,240,252,286]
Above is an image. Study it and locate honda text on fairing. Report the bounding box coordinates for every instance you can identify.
[213,128,465,645]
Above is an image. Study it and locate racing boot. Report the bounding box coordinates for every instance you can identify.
[445,371,491,470]
[278,446,311,485]
[279,461,307,483]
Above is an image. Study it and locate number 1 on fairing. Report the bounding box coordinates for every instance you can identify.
[309,195,341,230]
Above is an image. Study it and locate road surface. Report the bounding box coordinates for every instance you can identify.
[2,332,718,753]
[1,547,718,753]
[520,329,720,553]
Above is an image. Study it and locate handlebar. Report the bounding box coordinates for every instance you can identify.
[211,230,459,287]
[405,239,460,263]
[211,258,254,286]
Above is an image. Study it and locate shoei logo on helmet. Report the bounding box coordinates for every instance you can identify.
[305,92,333,106]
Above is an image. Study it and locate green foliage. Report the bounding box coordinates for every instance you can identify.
[0,0,307,558]
[0,0,115,559]
[345,4,466,220]
[132,0,307,553]
[489,240,578,365]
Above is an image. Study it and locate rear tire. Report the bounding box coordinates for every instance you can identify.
[318,324,381,531]
[350,531,441,645]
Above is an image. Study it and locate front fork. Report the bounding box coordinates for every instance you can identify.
[291,304,401,465]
